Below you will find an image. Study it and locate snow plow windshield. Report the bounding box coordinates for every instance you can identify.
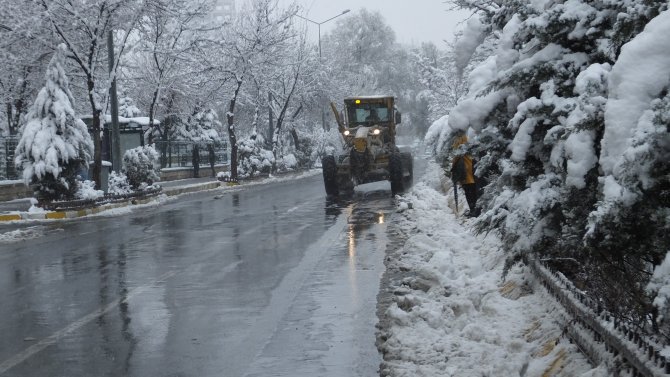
[347,104,390,125]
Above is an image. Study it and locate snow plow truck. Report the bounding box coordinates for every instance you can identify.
[322,96,413,197]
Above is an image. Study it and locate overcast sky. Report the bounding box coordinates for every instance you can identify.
[279,0,471,47]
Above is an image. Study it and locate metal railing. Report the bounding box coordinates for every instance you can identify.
[2,137,229,179]
[153,140,228,169]
[42,186,163,211]
[1,136,19,180]
[528,257,670,376]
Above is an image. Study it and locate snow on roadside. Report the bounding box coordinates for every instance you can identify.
[378,161,601,377]
[0,226,64,243]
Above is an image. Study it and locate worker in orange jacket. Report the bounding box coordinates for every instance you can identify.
[451,132,480,217]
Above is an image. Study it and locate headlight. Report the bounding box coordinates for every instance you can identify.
[372,129,380,135]
[343,130,350,136]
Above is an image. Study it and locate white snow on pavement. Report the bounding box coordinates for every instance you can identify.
[0,226,64,244]
[378,161,601,377]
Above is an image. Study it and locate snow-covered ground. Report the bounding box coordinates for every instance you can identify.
[378,161,605,377]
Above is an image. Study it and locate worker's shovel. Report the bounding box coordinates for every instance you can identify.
[452,179,459,217]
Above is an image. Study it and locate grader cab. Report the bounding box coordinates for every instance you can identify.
[322,96,413,196]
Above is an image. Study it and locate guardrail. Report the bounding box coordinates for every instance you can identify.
[528,257,670,377]
[41,187,163,211]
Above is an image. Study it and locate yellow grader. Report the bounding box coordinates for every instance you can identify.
[322,96,413,196]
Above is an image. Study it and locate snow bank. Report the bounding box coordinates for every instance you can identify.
[379,162,596,376]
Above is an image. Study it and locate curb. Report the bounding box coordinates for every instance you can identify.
[163,181,222,196]
[0,169,316,223]
[2,196,158,222]
[0,181,224,223]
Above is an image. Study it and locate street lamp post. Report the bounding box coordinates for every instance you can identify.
[295,9,350,130]
[295,9,350,58]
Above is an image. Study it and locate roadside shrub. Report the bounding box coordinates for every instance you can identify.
[276,153,298,172]
[238,132,274,179]
[108,171,133,195]
[122,145,160,189]
[74,179,103,200]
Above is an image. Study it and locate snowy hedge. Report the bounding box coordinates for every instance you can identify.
[431,1,669,336]
[108,171,133,195]
[237,130,274,179]
[122,145,160,189]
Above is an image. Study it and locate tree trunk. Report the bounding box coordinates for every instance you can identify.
[5,103,12,135]
[227,80,242,181]
[268,92,274,145]
[148,86,160,144]
[208,144,216,177]
[88,78,102,189]
[91,110,102,189]
[290,128,299,150]
[271,68,301,168]
[8,67,31,136]
[192,144,200,178]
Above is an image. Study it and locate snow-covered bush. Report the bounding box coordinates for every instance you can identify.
[216,171,231,181]
[14,44,93,201]
[237,130,274,179]
[122,145,160,189]
[108,171,133,195]
[442,0,669,333]
[275,153,298,172]
[74,179,103,200]
[299,127,342,168]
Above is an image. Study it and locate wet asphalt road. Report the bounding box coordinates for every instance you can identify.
[0,172,399,376]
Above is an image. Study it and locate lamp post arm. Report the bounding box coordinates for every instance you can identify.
[318,9,350,25]
[294,13,317,25]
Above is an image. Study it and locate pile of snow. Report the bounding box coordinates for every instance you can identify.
[0,226,62,243]
[74,180,103,200]
[378,162,600,376]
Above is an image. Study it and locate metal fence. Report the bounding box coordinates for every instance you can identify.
[152,140,228,168]
[1,136,19,180]
[1,136,228,180]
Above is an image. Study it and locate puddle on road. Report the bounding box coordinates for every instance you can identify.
[325,187,396,228]
[322,185,416,375]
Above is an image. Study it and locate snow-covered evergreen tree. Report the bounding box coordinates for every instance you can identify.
[117,89,142,118]
[14,45,93,201]
[180,107,222,145]
[441,0,669,331]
